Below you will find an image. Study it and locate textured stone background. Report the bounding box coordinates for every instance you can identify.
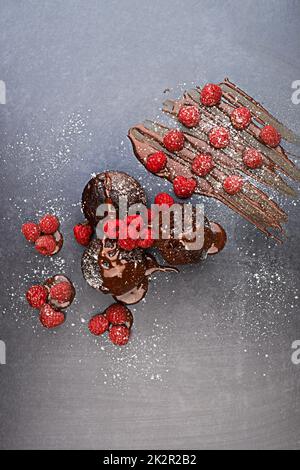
[0,0,299,449]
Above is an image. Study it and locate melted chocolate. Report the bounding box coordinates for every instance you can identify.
[128,79,300,239]
[82,171,147,226]
[155,208,226,265]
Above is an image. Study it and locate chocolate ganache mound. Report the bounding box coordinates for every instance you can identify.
[154,205,226,265]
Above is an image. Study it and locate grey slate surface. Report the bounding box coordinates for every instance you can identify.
[0,0,299,450]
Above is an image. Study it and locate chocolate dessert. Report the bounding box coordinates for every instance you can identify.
[128,79,300,239]
[82,171,147,227]
[81,237,177,305]
[155,211,226,265]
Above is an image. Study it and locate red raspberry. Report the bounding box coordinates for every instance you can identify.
[26,285,48,309]
[109,325,130,346]
[163,130,185,152]
[126,214,144,239]
[39,214,60,234]
[200,83,222,106]
[73,222,93,246]
[230,107,252,130]
[243,148,263,169]
[118,237,138,251]
[146,152,167,173]
[39,304,65,329]
[105,303,130,325]
[35,235,56,256]
[173,176,196,198]
[209,126,230,149]
[192,154,214,176]
[223,175,244,195]
[88,314,109,335]
[21,222,41,243]
[259,125,281,147]
[177,106,200,128]
[50,281,73,303]
[154,193,175,207]
[137,229,155,248]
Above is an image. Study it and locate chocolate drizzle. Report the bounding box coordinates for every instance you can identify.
[128,79,300,239]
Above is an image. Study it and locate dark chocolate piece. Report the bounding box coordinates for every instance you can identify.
[81,237,177,303]
[155,208,226,265]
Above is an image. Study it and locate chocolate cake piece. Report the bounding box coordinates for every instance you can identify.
[82,171,147,226]
[43,274,75,309]
[128,79,300,239]
[81,237,177,304]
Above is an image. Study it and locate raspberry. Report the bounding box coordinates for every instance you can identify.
[154,193,175,207]
[173,176,196,198]
[192,154,214,177]
[200,83,222,106]
[73,222,93,246]
[39,214,60,234]
[243,148,263,169]
[109,325,130,346]
[105,303,130,325]
[39,304,65,329]
[35,235,56,256]
[230,107,252,130]
[118,237,138,251]
[209,127,230,149]
[26,285,48,309]
[177,106,200,128]
[88,314,109,335]
[163,130,185,152]
[50,281,73,303]
[21,222,41,243]
[223,175,244,195]
[146,152,167,173]
[137,229,155,248]
[259,125,281,147]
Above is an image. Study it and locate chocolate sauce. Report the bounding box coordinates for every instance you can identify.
[128,76,300,239]
[82,171,147,226]
[51,231,63,255]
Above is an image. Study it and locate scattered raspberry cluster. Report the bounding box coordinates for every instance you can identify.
[26,276,75,329]
[22,214,63,256]
[145,83,282,199]
[88,303,133,346]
